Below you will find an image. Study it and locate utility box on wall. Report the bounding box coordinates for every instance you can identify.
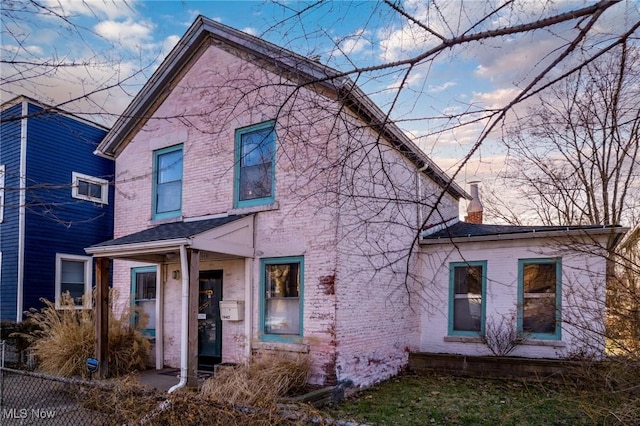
[219,300,244,321]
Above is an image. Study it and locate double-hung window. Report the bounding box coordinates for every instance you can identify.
[132,267,157,337]
[518,258,561,340]
[449,261,486,336]
[260,256,303,341]
[72,172,109,204]
[153,145,183,219]
[55,254,92,309]
[234,121,276,208]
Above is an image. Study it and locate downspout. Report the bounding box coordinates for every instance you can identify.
[244,258,253,361]
[155,263,164,370]
[168,244,189,393]
[16,100,28,322]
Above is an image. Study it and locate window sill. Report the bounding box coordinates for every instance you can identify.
[229,202,279,216]
[520,339,565,348]
[253,340,309,354]
[149,215,183,226]
[444,336,483,344]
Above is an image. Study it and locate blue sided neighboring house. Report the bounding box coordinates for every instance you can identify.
[0,96,114,321]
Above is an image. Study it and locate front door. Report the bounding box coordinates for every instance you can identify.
[198,270,222,370]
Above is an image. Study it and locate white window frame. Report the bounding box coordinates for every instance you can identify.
[72,171,109,204]
[0,164,5,222]
[55,253,93,309]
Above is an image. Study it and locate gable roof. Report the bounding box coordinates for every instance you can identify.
[421,220,629,244]
[96,16,468,200]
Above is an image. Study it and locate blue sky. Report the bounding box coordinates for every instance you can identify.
[2,0,638,186]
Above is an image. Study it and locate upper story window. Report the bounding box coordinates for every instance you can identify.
[0,164,5,222]
[234,121,276,208]
[449,261,486,336]
[518,258,562,340]
[260,256,304,342]
[72,172,109,204]
[55,253,92,309]
[153,145,183,219]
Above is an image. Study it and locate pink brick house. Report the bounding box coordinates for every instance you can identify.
[87,16,626,389]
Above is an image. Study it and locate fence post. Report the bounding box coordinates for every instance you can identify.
[95,257,110,378]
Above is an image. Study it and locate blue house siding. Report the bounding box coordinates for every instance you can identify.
[22,103,113,312]
[0,98,113,320]
[0,103,23,321]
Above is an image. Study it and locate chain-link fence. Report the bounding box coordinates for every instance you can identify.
[0,366,161,425]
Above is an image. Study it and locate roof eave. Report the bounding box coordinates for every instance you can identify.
[420,226,630,245]
[85,238,189,257]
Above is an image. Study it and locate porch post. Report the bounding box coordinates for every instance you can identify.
[187,249,200,388]
[95,257,109,378]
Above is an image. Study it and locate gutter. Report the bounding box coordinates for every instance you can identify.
[168,244,190,393]
[420,226,630,245]
[85,239,190,257]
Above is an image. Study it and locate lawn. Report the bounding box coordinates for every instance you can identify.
[321,373,596,426]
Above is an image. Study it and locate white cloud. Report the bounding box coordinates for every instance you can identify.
[42,0,137,20]
[338,29,371,56]
[160,35,181,57]
[386,70,426,90]
[427,81,456,93]
[472,87,519,110]
[241,27,258,36]
[94,19,154,51]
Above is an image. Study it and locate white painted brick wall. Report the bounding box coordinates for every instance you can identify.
[110,41,462,387]
[419,236,609,358]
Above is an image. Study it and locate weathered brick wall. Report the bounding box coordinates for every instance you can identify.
[110,40,461,387]
[419,236,608,358]
[112,44,342,384]
[331,113,460,387]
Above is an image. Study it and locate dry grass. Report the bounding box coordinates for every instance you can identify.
[566,355,640,425]
[201,354,310,407]
[80,358,326,426]
[17,290,149,378]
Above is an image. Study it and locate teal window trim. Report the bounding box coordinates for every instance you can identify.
[131,266,157,338]
[152,144,183,220]
[234,121,276,209]
[517,258,562,341]
[259,256,304,343]
[448,260,487,337]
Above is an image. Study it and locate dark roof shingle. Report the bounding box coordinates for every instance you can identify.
[89,215,247,249]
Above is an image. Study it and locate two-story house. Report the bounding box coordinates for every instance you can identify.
[86,17,626,389]
[0,96,115,321]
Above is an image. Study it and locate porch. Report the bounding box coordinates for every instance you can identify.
[85,214,255,389]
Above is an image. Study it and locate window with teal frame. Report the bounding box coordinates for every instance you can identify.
[259,256,304,342]
[518,258,562,340]
[234,121,276,208]
[131,266,157,337]
[448,261,487,336]
[152,144,183,219]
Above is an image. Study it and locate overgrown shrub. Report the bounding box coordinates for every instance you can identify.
[16,291,149,378]
[565,355,640,425]
[201,354,310,407]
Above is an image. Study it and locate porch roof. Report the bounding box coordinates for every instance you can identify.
[85,214,254,260]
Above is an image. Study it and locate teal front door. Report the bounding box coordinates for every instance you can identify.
[198,270,222,370]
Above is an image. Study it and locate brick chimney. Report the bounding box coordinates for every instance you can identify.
[465,181,483,224]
